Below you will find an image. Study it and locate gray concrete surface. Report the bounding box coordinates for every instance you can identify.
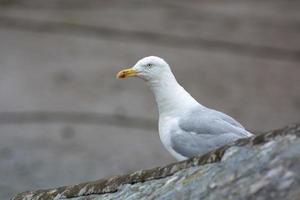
[0,0,299,199]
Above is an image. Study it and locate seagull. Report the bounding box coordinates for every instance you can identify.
[117,56,253,161]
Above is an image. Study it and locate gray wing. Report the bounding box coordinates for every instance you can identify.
[171,132,239,158]
[171,107,252,158]
[179,107,251,136]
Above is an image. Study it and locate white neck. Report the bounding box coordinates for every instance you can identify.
[147,72,201,117]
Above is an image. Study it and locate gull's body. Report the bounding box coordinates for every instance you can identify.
[117,56,253,161]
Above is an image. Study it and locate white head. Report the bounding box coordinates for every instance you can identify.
[117,56,200,115]
[116,56,174,82]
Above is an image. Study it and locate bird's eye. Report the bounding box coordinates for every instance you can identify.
[146,63,153,68]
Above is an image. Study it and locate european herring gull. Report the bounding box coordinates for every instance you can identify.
[117,56,253,161]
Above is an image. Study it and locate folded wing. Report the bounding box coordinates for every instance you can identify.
[170,107,252,158]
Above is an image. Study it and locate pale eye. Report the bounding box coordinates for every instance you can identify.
[146,63,153,68]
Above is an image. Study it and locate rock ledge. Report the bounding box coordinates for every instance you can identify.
[12,123,300,200]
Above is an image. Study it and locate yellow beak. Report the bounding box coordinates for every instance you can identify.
[116,67,137,79]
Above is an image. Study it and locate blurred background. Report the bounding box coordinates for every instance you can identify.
[0,0,299,198]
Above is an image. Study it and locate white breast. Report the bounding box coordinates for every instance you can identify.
[159,116,187,161]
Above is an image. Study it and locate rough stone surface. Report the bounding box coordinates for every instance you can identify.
[12,123,300,200]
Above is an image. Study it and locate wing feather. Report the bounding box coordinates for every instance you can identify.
[170,107,252,158]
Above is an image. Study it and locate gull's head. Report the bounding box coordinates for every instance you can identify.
[116,56,172,82]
